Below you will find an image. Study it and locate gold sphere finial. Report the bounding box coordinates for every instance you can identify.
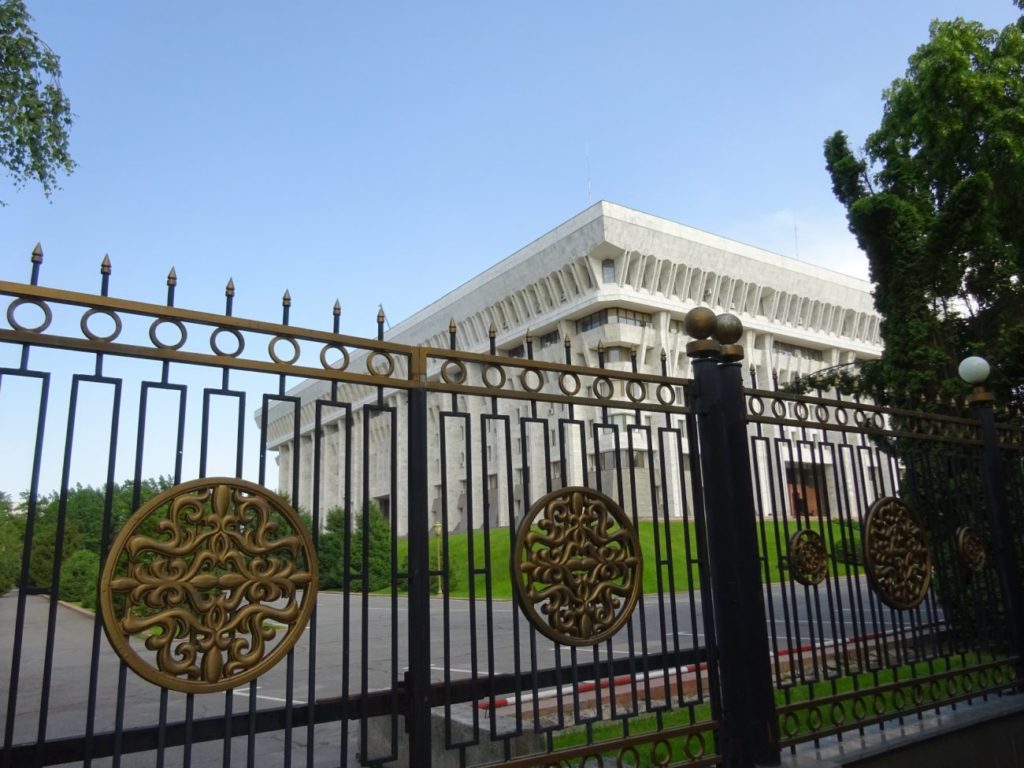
[714,313,743,345]
[683,307,717,339]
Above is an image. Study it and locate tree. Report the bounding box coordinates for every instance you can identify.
[0,498,23,595]
[58,549,99,607]
[823,10,1024,408]
[316,502,395,592]
[0,0,75,204]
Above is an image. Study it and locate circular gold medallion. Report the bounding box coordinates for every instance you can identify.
[788,528,828,586]
[99,478,318,693]
[511,487,642,646]
[956,526,987,573]
[862,497,931,610]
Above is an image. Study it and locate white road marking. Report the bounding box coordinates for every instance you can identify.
[233,688,307,705]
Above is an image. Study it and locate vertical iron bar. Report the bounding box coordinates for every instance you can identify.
[406,352,432,765]
[1,371,49,768]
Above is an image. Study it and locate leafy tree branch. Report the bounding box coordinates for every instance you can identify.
[0,0,75,204]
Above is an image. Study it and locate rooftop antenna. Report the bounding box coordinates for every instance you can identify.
[586,142,592,204]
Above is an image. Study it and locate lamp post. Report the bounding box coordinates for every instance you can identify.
[959,355,1024,669]
[431,520,442,595]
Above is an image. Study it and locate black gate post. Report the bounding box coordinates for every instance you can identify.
[406,348,433,766]
[967,375,1024,673]
[686,308,779,767]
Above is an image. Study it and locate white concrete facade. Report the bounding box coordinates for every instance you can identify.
[261,202,881,534]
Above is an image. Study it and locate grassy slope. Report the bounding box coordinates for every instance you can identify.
[394,519,859,600]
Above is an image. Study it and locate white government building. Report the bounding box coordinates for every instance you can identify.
[262,202,882,534]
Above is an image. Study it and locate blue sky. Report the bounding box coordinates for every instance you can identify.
[5,0,1019,332]
[2,1,1019,494]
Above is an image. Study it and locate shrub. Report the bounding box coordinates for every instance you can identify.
[58,549,100,606]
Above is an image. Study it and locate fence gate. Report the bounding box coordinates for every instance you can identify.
[2,255,1022,768]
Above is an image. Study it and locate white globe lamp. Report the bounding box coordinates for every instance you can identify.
[958,356,990,385]
[959,356,993,404]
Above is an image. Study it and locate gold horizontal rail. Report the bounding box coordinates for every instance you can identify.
[0,281,415,355]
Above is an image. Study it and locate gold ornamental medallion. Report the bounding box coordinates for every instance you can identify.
[99,478,318,693]
[512,487,642,646]
[956,525,987,573]
[788,528,828,586]
[862,497,932,610]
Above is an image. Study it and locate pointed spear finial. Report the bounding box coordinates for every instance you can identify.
[488,322,496,338]
[597,340,604,352]
[564,334,571,347]
[29,243,44,284]
[525,329,533,343]
[661,349,667,360]
[449,318,457,334]
[282,289,291,307]
[222,277,233,315]
[98,254,112,296]
[333,299,341,317]
[377,306,385,323]
[167,267,177,286]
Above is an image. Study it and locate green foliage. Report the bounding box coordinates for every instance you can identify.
[317,501,395,592]
[20,478,171,594]
[824,12,1024,409]
[58,549,99,607]
[317,506,348,589]
[0,502,24,595]
[28,516,79,588]
[359,504,393,592]
[832,521,863,566]
[0,0,75,203]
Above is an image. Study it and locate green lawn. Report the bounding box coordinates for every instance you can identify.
[395,519,860,600]
[550,654,1009,766]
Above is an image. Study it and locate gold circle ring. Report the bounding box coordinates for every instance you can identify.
[99,478,318,693]
[511,486,642,646]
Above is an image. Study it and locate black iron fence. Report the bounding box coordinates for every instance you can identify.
[0,252,1021,768]
[742,381,1023,752]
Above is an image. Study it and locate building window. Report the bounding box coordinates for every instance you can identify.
[602,259,615,283]
[576,307,653,335]
[506,344,525,358]
[539,330,560,349]
[577,309,609,333]
[616,308,651,327]
[774,341,824,362]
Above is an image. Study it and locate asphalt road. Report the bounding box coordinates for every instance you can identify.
[0,575,936,767]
